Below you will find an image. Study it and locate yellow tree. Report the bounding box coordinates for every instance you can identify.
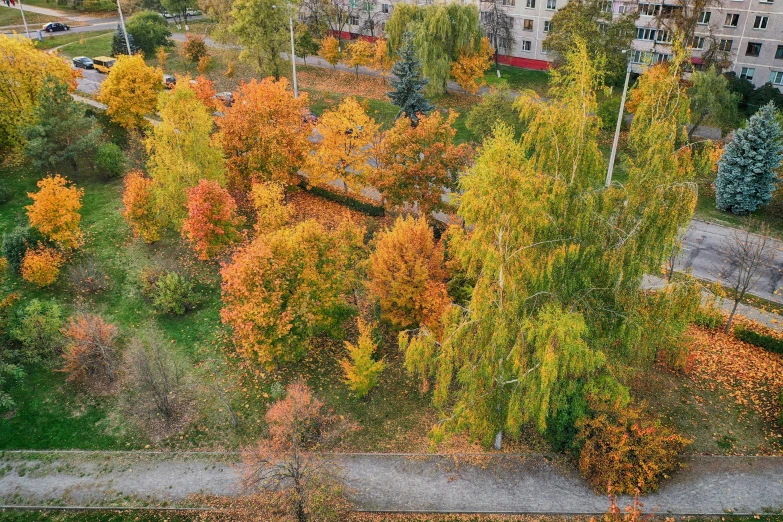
[372,37,394,82]
[146,81,225,227]
[250,181,291,233]
[320,35,341,69]
[306,97,380,192]
[450,37,493,94]
[0,35,75,153]
[26,174,84,250]
[345,38,374,78]
[98,54,163,130]
[340,318,385,398]
[217,78,311,195]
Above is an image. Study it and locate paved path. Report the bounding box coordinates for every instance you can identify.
[1,452,782,514]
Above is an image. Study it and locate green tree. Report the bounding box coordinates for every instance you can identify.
[22,77,102,174]
[465,85,523,141]
[112,24,139,56]
[126,11,173,56]
[715,102,783,215]
[294,23,320,65]
[688,65,739,140]
[230,0,289,79]
[543,0,637,86]
[388,32,434,126]
[161,0,197,25]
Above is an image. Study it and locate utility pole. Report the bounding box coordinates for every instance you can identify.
[605,53,632,187]
[17,0,30,39]
[289,14,298,98]
[116,0,132,55]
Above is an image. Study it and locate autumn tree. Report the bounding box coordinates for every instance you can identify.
[61,313,119,385]
[450,37,493,94]
[122,170,162,243]
[465,85,524,141]
[340,318,385,398]
[217,78,311,195]
[372,37,394,82]
[243,381,351,522]
[367,216,449,330]
[146,81,225,227]
[230,0,289,79]
[182,179,243,260]
[221,220,364,366]
[21,246,65,288]
[98,54,163,130]
[307,97,380,193]
[320,35,341,69]
[190,75,218,110]
[345,38,374,78]
[250,181,291,233]
[372,110,472,215]
[26,174,84,250]
[0,35,75,154]
[181,33,209,62]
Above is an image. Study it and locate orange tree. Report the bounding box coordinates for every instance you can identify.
[220,219,364,366]
[372,110,472,215]
[191,75,218,110]
[182,179,244,260]
[122,170,161,243]
[450,37,493,94]
[20,246,65,287]
[97,54,163,130]
[217,78,311,196]
[26,174,84,250]
[306,97,380,193]
[345,38,374,78]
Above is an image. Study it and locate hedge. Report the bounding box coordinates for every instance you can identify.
[734,325,783,355]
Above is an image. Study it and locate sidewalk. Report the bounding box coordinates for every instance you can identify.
[0,2,100,22]
[1,451,782,514]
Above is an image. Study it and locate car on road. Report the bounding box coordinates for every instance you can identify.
[163,74,176,89]
[92,56,116,74]
[72,56,94,69]
[43,22,69,32]
[214,91,233,108]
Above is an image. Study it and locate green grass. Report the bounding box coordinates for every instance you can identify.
[694,190,783,239]
[38,31,112,56]
[484,64,550,96]
[18,0,116,12]
[0,8,57,28]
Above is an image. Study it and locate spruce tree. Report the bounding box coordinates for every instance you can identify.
[112,24,139,56]
[388,32,434,126]
[715,102,783,215]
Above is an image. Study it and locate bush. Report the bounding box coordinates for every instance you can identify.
[0,181,11,205]
[597,97,622,132]
[2,226,38,273]
[694,305,723,330]
[20,246,65,287]
[94,142,126,180]
[11,299,64,362]
[734,325,783,354]
[575,402,691,494]
[67,256,110,295]
[61,313,119,385]
[142,270,199,315]
[465,86,524,141]
[301,181,385,216]
[181,33,208,63]
[126,11,172,56]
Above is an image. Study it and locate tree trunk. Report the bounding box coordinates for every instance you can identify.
[688,112,707,142]
[493,33,500,74]
[725,296,741,333]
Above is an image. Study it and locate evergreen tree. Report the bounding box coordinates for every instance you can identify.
[715,102,783,215]
[388,32,434,126]
[22,76,101,173]
[112,24,139,56]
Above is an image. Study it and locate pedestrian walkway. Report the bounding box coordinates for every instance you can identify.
[0,2,108,22]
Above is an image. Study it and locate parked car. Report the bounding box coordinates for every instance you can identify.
[72,56,94,69]
[43,22,69,32]
[92,56,116,74]
[163,74,177,89]
[214,92,233,108]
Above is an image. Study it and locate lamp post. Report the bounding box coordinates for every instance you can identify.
[116,0,132,55]
[605,50,632,187]
[17,0,30,39]
[272,4,298,98]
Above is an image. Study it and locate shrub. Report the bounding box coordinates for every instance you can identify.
[67,256,110,295]
[11,299,64,361]
[0,181,11,205]
[95,142,127,180]
[197,55,211,74]
[694,305,723,330]
[2,226,38,273]
[26,174,84,250]
[182,179,243,260]
[576,402,691,494]
[61,313,119,385]
[181,33,208,63]
[734,326,783,354]
[139,265,167,300]
[122,170,161,243]
[340,318,385,398]
[150,271,199,315]
[597,97,622,132]
[21,246,65,287]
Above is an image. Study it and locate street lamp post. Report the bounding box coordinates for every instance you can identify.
[605,50,632,187]
[272,4,298,99]
[116,0,132,55]
[17,0,30,39]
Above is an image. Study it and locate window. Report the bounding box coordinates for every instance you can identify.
[631,50,650,63]
[349,14,359,25]
[546,0,556,8]
[771,71,783,84]
[521,40,532,52]
[597,21,606,32]
[600,0,612,12]
[656,30,672,42]
[544,20,551,32]
[652,52,671,63]
[719,39,733,51]
[697,11,711,24]
[690,36,705,49]
[349,0,358,8]
[746,42,762,56]
[639,3,661,16]
[724,13,739,27]
[740,67,755,80]
[776,45,783,59]
[618,4,627,13]
[754,15,768,29]
[381,3,389,13]
[502,0,516,5]
[523,19,533,30]
[636,27,657,40]
[526,0,535,7]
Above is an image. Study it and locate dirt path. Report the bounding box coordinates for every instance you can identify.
[2,451,783,514]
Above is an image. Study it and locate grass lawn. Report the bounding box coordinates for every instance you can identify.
[38,31,112,56]
[484,64,550,96]
[0,8,56,28]
[18,0,115,12]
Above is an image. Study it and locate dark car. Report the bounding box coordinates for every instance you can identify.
[43,22,69,32]
[72,56,94,69]
[163,74,176,89]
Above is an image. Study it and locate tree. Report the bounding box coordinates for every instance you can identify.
[250,181,291,233]
[181,33,209,62]
[367,215,449,330]
[230,0,289,79]
[371,37,394,82]
[61,313,119,385]
[127,11,172,56]
[220,219,363,366]
[306,97,380,193]
[479,0,515,73]
[0,35,75,154]
[345,38,374,78]
[146,81,225,227]
[465,85,524,141]
[22,77,102,174]
[21,246,65,288]
[161,0,198,26]
[340,318,385,398]
[388,32,434,126]
[122,170,162,243]
[190,75,218,110]
[217,78,311,195]
[26,174,84,250]
[295,23,321,65]
[322,0,358,44]
[688,66,739,140]
[11,299,63,361]
[715,102,783,215]
[358,0,385,38]
[372,110,472,215]
[98,54,163,130]
[156,46,169,66]
[719,222,775,333]
[95,143,127,180]
[242,381,351,522]
[450,37,493,94]
[543,0,637,86]
[182,179,243,260]
[748,83,783,113]
[112,24,139,56]
[320,35,341,69]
